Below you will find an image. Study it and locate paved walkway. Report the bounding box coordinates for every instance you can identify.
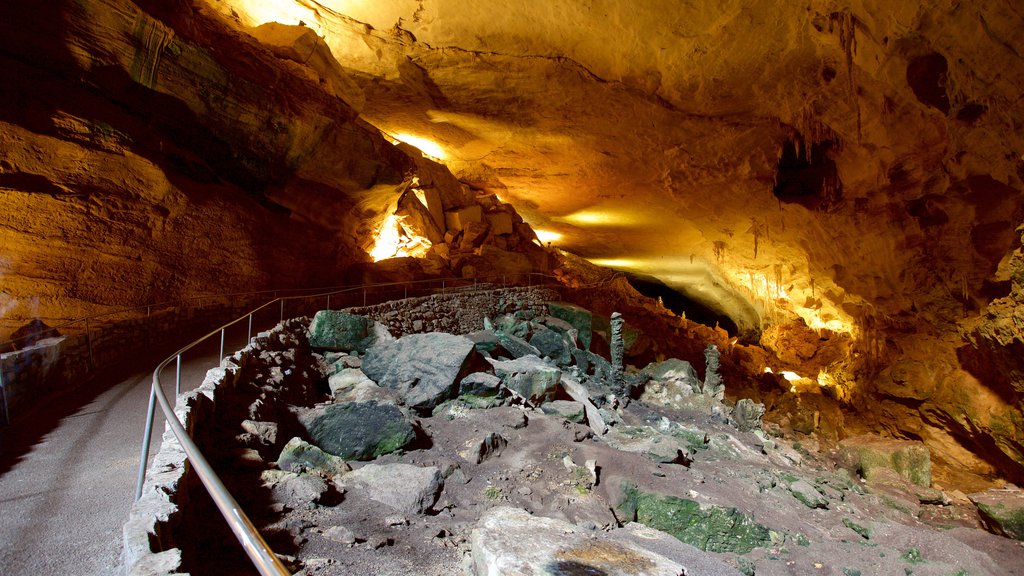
[0,330,249,575]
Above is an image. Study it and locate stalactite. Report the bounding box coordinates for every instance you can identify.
[828,10,861,140]
[749,217,768,259]
[713,240,727,263]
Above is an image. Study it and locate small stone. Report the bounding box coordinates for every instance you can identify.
[460,432,508,465]
[323,526,356,545]
[517,486,533,496]
[241,420,279,447]
[385,514,409,526]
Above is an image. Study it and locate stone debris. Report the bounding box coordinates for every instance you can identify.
[969,488,1024,540]
[341,463,444,515]
[731,399,765,432]
[460,432,507,465]
[487,355,561,406]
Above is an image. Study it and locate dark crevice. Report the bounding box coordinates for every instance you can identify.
[623,273,739,336]
[772,135,842,210]
[906,52,950,114]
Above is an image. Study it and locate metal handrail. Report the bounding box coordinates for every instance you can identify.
[132,273,569,575]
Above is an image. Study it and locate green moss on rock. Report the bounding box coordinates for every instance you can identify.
[618,484,771,553]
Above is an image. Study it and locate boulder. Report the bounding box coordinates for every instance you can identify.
[642,358,701,393]
[342,463,444,514]
[327,368,374,397]
[277,437,351,476]
[839,435,932,487]
[486,211,514,235]
[308,311,392,353]
[361,333,476,412]
[487,355,560,405]
[470,507,689,576]
[547,302,593,349]
[969,488,1024,540]
[540,400,585,423]
[459,372,502,397]
[444,205,483,232]
[496,332,541,359]
[529,327,572,366]
[732,399,765,432]
[261,470,329,507]
[613,482,771,554]
[464,330,500,354]
[789,479,829,509]
[304,401,415,461]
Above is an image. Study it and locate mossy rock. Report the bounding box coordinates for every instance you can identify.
[308,310,384,353]
[547,302,593,350]
[839,435,931,487]
[305,401,415,460]
[970,490,1024,540]
[617,484,771,553]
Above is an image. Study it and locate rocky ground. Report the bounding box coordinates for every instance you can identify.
[184,301,1024,576]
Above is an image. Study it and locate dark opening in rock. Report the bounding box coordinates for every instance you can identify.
[624,273,739,336]
[772,135,842,210]
[906,52,950,114]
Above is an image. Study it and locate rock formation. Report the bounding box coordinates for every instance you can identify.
[5,0,1024,496]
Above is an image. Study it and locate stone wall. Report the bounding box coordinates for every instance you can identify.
[344,285,561,337]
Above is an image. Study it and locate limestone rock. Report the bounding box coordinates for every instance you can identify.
[547,302,593,349]
[458,372,502,397]
[342,463,444,514]
[969,488,1024,540]
[496,332,542,359]
[540,400,585,423]
[839,435,932,487]
[261,470,330,507]
[732,399,765,432]
[308,311,392,354]
[277,437,351,477]
[241,420,279,447]
[614,482,771,554]
[528,326,572,366]
[641,359,701,393]
[304,401,415,461]
[487,355,560,405]
[789,479,829,509]
[361,332,476,413]
[470,507,688,576]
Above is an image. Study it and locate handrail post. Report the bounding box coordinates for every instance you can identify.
[326,294,330,310]
[134,384,158,500]
[247,313,252,342]
[175,354,182,397]
[404,285,407,299]
[279,300,284,323]
[362,288,366,307]
[85,317,94,370]
[219,328,225,362]
[0,369,9,426]
[441,279,445,294]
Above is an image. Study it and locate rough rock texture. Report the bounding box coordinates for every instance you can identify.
[486,355,561,406]
[969,489,1024,540]
[470,507,692,576]
[839,435,932,487]
[277,437,351,477]
[361,332,476,413]
[304,401,416,461]
[341,463,444,515]
[308,311,391,354]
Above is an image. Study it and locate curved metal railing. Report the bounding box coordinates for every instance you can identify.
[132,273,571,575]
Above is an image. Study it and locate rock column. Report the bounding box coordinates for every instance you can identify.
[610,312,624,390]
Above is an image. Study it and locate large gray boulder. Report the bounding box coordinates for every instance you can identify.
[361,332,476,413]
[487,355,560,406]
[642,358,701,392]
[304,401,415,460]
[341,463,444,514]
[470,507,708,576]
[308,310,392,353]
[529,327,572,366]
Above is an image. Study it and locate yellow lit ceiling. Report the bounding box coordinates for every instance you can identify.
[218,0,1024,345]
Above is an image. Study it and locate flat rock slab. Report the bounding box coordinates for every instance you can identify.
[362,332,475,413]
[342,463,444,515]
[308,310,392,353]
[470,507,689,576]
[969,488,1024,540]
[304,401,415,461]
[487,355,560,405]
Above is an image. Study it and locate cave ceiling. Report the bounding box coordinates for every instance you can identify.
[215,0,1024,344]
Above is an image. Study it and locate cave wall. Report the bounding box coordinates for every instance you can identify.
[0,0,414,338]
